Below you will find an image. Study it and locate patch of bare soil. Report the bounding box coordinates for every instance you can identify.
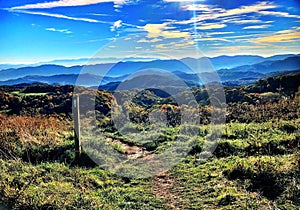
[105,137,150,159]
[152,171,181,209]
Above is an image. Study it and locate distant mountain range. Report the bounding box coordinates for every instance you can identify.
[218,56,300,73]
[0,57,158,70]
[172,54,296,71]
[1,54,296,70]
[0,54,299,88]
[0,74,128,87]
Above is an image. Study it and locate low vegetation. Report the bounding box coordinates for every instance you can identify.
[0,73,299,209]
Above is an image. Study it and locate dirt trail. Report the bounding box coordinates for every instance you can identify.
[105,137,149,159]
[106,137,180,208]
[152,171,181,209]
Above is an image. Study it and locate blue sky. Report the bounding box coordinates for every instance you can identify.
[0,0,299,64]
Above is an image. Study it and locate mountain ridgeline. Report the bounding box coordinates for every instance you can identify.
[1,71,299,117]
[0,54,299,88]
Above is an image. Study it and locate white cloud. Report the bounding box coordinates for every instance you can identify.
[10,9,101,23]
[89,13,111,16]
[197,23,226,30]
[215,2,277,17]
[143,23,190,39]
[243,24,271,29]
[251,29,300,43]
[196,37,231,42]
[137,38,162,43]
[111,20,122,31]
[205,31,234,35]
[164,0,205,2]
[222,34,260,39]
[182,4,223,13]
[178,1,277,24]
[154,39,195,52]
[230,19,262,24]
[143,23,166,37]
[162,30,190,38]
[156,44,168,49]
[11,0,128,10]
[258,11,300,18]
[46,27,72,34]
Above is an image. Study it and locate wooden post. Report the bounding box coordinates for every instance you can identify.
[73,94,81,160]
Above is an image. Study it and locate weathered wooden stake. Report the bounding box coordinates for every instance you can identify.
[73,94,81,160]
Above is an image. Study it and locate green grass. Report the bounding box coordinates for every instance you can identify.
[0,160,164,209]
[165,153,299,209]
[11,91,47,97]
[0,115,299,209]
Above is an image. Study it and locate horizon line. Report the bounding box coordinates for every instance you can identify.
[1,52,300,66]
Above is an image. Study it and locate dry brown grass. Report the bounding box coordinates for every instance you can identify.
[0,114,70,159]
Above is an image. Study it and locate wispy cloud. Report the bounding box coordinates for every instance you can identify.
[154,40,194,50]
[9,9,142,36]
[243,24,271,29]
[88,13,111,16]
[175,40,195,46]
[46,28,72,34]
[156,44,167,49]
[205,31,235,35]
[164,0,205,2]
[196,37,231,42]
[179,1,277,24]
[11,0,128,10]
[181,4,221,12]
[143,23,190,39]
[251,29,300,43]
[76,37,114,43]
[161,30,190,39]
[219,16,273,25]
[110,20,122,31]
[275,27,299,34]
[258,11,300,18]
[143,23,166,37]
[9,9,102,23]
[214,45,267,53]
[197,23,226,30]
[230,19,262,24]
[137,38,162,43]
[222,34,260,40]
